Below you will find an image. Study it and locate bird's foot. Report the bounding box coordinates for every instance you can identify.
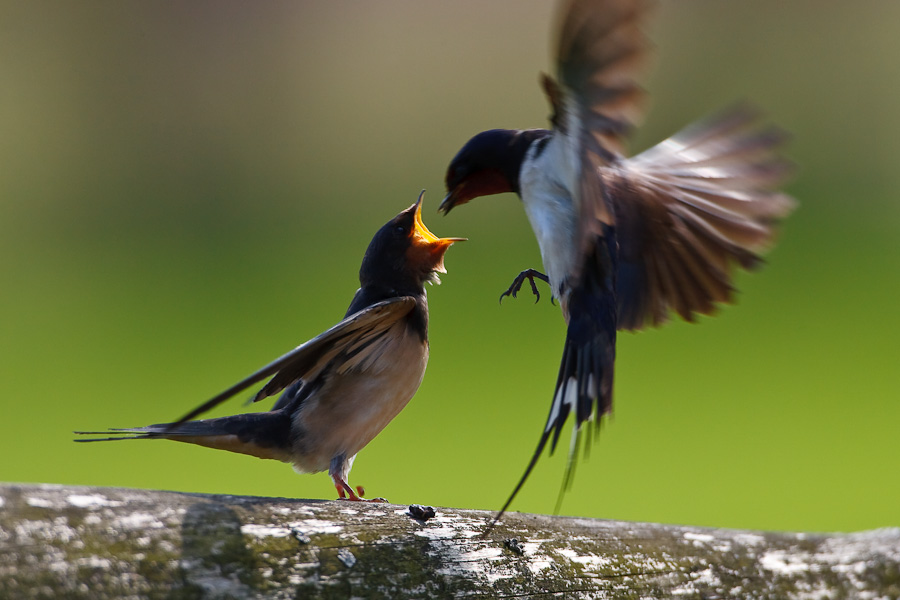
[335,483,388,503]
[499,269,554,305]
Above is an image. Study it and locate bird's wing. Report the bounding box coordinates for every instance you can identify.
[168,296,417,427]
[545,0,652,262]
[607,104,796,330]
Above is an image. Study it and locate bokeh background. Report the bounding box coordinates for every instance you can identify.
[2,0,898,534]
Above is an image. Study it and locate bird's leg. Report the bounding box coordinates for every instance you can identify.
[500,268,554,304]
[333,478,360,500]
[331,454,359,500]
[330,454,387,502]
[332,477,387,503]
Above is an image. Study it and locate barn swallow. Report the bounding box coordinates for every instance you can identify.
[76,191,463,501]
[440,0,795,518]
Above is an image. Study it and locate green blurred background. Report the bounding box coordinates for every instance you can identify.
[2,1,898,534]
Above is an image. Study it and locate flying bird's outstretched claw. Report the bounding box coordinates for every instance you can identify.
[499,269,552,304]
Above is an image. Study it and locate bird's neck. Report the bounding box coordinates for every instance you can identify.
[345,285,429,342]
[508,129,552,194]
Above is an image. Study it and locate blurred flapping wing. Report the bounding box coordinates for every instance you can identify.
[608,104,796,330]
[547,0,653,260]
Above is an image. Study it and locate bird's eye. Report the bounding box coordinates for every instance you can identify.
[394,225,406,235]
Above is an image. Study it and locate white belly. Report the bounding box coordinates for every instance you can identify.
[520,152,578,301]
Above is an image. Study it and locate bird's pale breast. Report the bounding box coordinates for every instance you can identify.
[520,140,579,304]
[290,319,429,474]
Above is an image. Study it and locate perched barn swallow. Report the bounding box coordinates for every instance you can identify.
[76,192,463,501]
[440,0,795,517]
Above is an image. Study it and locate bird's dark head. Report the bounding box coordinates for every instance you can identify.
[360,191,466,291]
[440,128,550,214]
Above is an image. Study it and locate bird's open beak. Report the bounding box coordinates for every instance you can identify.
[411,191,466,273]
[438,188,461,215]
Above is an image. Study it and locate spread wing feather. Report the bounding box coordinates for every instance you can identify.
[609,105,795,330]
[168,297,417,426]
[548,0,653,261]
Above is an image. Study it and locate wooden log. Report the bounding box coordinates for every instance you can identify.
[1,483,898,599]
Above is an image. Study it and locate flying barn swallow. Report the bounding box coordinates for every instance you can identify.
[76,192,463,501]
[440,0,795,518]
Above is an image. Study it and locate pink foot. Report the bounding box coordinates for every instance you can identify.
[333,482,387,503]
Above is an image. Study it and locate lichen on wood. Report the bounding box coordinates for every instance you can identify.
[1,483,898,599]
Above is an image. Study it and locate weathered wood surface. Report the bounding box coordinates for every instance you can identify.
[0,484,898,599]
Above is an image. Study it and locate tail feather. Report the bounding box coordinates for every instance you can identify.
[74,412,294,462]
[489,311,615,529]
[490,237,617,527]
[554,424,586,514]
[73,431,154,442]
[486,428,552,531]
[75,420,233,440]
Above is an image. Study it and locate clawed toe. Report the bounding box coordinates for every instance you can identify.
[334,482,387,503]
[500,269,552,304]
